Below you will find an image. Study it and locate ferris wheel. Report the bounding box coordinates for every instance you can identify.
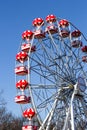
[14,14,87,130]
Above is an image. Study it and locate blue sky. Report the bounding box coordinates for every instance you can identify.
[0,0,87,116]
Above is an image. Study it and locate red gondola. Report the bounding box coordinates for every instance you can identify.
[22,125,33,130]
[15,95,31,104]
[81,45,87,52]
[21,43,36,53]
[46,14,56,23]
[59,19,70,38]
[45,25,58,34]
[33,126,38,130]
[32,18,45,39]
[16,79,29,90]
[23,108,35,119]
[34,30,45,39]
[45,14,58,34]
[82,56,87,62]
[60,29,70,38]
[15,66,28,75]
[71,40,82,48]
[16,52,28,63]
[32,18,44,27]
[71,30,81,38]
[22,30,33,40]
[59,19,69,28]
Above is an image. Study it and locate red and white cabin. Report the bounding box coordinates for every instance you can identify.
[45,25,58,34]
[22,30,33,40]
[32,18,45,39]
[15,95,31,104]
[60,29,70,38]
[21,43,36,53]
[59,19,69,28]
[59,19,70,38]
[81,45,87,52]
[22,125,33,130]
[33,126,38,130]
[71,30,81,38]
[46,14,57,23]
[82,56,87,62]
[71,40,82,48]
[15,66,28,75]
[32,18,44,27]
[16,51,28,63]
[23,108,35,119]
[34,30,45,39]
[16,79,29,90]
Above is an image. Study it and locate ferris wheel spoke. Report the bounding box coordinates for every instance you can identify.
[30,54,75,86]
[30,84,57,89]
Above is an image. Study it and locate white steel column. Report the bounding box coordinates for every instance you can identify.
[70,84,77,130]
[39,89,61,130]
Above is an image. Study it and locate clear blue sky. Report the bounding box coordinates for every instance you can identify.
[0,0,87,116]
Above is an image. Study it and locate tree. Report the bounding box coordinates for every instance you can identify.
[0,90,6,106]
[0,106,23,130]
[0,90,23,130]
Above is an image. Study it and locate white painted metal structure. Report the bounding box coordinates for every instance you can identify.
[15,15,87,130]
